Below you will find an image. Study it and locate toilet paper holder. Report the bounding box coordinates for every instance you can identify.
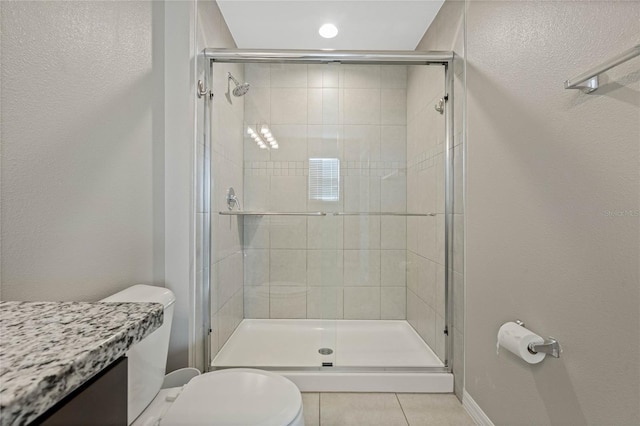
[516,320,562,358]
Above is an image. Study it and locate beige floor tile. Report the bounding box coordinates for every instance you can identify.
[320,393,408,426]
[397,394,475,426]
[302,393,320,426]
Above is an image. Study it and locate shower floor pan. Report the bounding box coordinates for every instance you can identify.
[211,319,453,392]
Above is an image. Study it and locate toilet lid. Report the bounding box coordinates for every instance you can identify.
[160,369,302,426]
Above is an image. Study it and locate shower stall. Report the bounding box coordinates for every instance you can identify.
[199,49,456,392]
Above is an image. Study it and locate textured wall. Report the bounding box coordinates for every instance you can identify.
[1,1,165,301]
[465,1,639,424]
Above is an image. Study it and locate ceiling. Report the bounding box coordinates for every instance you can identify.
[216,1,445,51]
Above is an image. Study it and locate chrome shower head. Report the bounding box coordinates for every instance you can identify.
[228,72,250,97]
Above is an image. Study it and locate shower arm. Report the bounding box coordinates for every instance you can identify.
[228,72,240,85]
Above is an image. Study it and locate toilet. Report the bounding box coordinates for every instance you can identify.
[102,285,304,426]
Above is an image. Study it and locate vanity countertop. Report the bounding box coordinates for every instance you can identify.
[0,300,164,426]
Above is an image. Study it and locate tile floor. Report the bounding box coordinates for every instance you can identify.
[302,393,475,426]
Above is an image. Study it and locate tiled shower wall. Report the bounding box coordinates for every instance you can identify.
[242,64,409,321]
[209,62,245,360]
[406,65,447,361]
[417,0,466,398]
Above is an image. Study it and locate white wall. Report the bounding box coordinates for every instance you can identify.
[163,0,197,371]
[1,1,165,301]
[465,1,639,424]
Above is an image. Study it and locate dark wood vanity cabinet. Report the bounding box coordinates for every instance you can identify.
[34,357,127,426]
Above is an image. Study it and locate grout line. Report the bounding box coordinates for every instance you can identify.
[395,393,411,426]
[318,393,322,426]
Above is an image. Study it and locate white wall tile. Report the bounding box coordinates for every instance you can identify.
[322,65,341,88]
[344,176,381,212]
[381,287,406,319]
[270,216,307,249]
[270,64,307,88]
[307,125,343,159]
[244,249,269,286]
[343,89,380,125]
[307,65,323,88]
[417,255,436,307]
[245,63,270,88]
[344,287,381,319]
[381,216,406,249]
[381,249,406,287]
[418,167,437,214]
[244,87,270,125]
[344,216,381,249]
[210,311,220,358]
[381,174,406,213]
[380,65,407,89]
[344,65,381,88]
[307,249,344,286]
[307,216,343,249]
[243,216,270,249]
[244,134,270,161]
[308,88,323,124]
[271,175,307,212]
[307,286,344,319]
[244,284,269,319]
[244,175,270,211]
[217,251,243,309]
[407,288,420,333]
[271,88,307,124]
[269,125,308,162]
[215,214,242,262]
[380,126,406,162]
[270,286,307,318]
[322,88,341,125]
[343,125,380,162]
[270,249,307,286]
[406,251,419,295]
[417,216,437,260]
[381,89,407,125]
[343,250,381,287]
[407,217,418,253]
[210,263,219,314]
[218,288,243,345]
[420,299,437,348]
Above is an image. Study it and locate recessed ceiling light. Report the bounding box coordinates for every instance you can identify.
[319,23,338,39]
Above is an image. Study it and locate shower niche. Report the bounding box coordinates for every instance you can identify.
[201,50,455,391]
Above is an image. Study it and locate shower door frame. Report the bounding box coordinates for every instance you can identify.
[201,48,455,374]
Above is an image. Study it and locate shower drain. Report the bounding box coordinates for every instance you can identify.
[318,348,334,355]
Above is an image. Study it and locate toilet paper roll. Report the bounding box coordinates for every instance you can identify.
[497,322,546,364]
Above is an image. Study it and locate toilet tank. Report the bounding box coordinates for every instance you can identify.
[101,285,175,425]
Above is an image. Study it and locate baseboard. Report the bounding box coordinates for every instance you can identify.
[463,390,494,426]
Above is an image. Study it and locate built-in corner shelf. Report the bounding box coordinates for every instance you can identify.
[218,211,437,217]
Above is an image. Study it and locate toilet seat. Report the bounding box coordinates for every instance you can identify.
[159,369,303,426]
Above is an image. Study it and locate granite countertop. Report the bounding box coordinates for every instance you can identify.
[0,301,164,426]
